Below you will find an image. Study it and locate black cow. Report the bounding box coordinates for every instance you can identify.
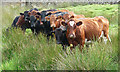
[29,15,44,34]
[51,28,69,51]
[36,9,57,39]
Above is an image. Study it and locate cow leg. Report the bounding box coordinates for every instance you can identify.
[47,34,50,41]
[79,45,83,52]
[103,30,110,44]
[108,35,111,42]
[62,45,66,51]
[79,39,85,52]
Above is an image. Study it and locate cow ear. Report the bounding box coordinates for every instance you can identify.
[36,15,40,20]
[28,12,31,15]
[37,12,41,15]
[76,21,82,26]
[45,16,50,21]
[20,13,24,15]
[70,15,74,18]
[57,15,63,19]
[46,12,52,16]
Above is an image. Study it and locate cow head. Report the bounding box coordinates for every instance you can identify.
[30,15,42,27]
[51,28,66,44]
[67,19,83,39]
[40,11,52,22]
[47,15,63,28]
[20,11,30,22]
[62,14,74,23]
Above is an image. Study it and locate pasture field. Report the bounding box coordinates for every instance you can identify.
[1,4,118,70]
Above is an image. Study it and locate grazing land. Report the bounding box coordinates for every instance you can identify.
[1,4,118,70]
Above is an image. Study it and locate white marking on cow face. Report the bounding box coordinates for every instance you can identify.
[69,21,75,27]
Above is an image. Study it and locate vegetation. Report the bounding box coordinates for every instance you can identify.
[1,4,118,70]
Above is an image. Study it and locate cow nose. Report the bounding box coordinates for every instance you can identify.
[69,34,75,38]
[40,22,43,25]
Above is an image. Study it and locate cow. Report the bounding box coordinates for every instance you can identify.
[29,15,44,34]
[65,18,103,51]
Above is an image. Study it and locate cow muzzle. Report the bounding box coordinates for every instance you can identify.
[31,24,35,27]
[51,24,56,27]
[69,34,76,38]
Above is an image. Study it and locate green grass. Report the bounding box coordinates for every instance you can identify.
[59,4,118,25]
[1,4,118,70]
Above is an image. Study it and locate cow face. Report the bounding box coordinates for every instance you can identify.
[30,15,37,27]
[24,11,30,22]
[49,15,63,27]
[29,11,43,27]
[67,19,82,39]
[40,11,52,22]
[51,28,66,44]
[49,15,57,27]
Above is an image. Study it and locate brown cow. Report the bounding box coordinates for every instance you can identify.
[66,18,102,51]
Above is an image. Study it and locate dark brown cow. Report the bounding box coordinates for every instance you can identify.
[66,18,102,51]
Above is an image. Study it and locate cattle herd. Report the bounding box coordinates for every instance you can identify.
[9,8,111,51]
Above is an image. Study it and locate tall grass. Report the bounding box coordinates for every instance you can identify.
[1,4,118,70]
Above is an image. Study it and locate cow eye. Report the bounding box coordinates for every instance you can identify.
[74,25,76,29]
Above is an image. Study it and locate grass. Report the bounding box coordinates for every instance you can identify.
[1,4,118,70]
